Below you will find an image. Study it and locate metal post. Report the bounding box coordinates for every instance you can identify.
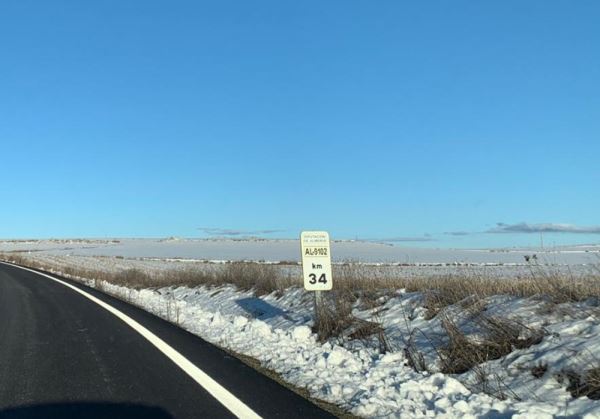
[314,290,323,325]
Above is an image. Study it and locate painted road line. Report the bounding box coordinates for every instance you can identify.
[0,262,262,419]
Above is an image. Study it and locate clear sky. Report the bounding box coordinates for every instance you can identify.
[1,1,599,248]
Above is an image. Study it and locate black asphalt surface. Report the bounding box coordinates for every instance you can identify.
[0,262,335,419]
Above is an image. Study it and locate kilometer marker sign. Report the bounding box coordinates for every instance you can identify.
[301,231,333,291]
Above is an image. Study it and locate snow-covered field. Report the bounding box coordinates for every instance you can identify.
[2,238,599,282]
[2,239,600,418]
[2,238,599,265]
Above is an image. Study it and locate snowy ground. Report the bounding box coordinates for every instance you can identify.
[1,238,599,264]
[1,239,599,282]
[2,239,600,417]
[48,277,600,418]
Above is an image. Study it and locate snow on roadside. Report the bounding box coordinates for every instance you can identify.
[4,249,599,418]
[84,280,600,418]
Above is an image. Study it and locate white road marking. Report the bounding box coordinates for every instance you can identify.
[1,262,262,419]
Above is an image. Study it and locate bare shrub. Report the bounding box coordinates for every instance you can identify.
[531,363,548,378]
[476,315,544,350]
[347,318,390,353]
[471,363,521,401]
[588,368,600,400]
[312,290,355,343]
[439,317,485,374]
[403,328,429,373]
[439,314,544,375]
[310,287,390,353]
[309,270,391,351]
[565,368,600,400]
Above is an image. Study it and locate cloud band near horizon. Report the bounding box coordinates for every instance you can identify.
[198,227,285,236]
[487,222,600,234]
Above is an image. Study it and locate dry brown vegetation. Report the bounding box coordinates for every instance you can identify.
[0,253,297,295]
[562,367,600,400]
[2,253,599,345]
[2,253,599,304]
[439,314,544,375]
[3,252,600,401]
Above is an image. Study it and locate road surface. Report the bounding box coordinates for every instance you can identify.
[0,262,335,419]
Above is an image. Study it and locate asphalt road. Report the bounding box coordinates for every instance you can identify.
[0,262,335,419]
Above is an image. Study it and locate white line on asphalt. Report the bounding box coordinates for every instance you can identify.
[1,262,262,419]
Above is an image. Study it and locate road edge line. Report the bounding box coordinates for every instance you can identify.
[0,261,262,419]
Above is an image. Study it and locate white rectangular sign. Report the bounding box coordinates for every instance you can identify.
[301,231,333,291]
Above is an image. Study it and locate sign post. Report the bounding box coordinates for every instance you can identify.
[301,231,333,325]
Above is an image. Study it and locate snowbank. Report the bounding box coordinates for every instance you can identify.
[92,281,600,418]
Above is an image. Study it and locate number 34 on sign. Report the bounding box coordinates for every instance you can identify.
[301,231,333,291]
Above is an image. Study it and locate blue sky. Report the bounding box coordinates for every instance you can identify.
[1,1,599,248]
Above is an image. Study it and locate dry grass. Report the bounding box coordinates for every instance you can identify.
[5,251,600,397]
[0,253,600,324]
[564,368,600,400]
[332,262,600,310]
[0,253,298,294]
[312,291,355,343]
[439,314,544,375]
[2,253,599,304]
[220,262,296,296]
[559,352,600,401]
[312,294,390,351]
[403,328,430,373]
